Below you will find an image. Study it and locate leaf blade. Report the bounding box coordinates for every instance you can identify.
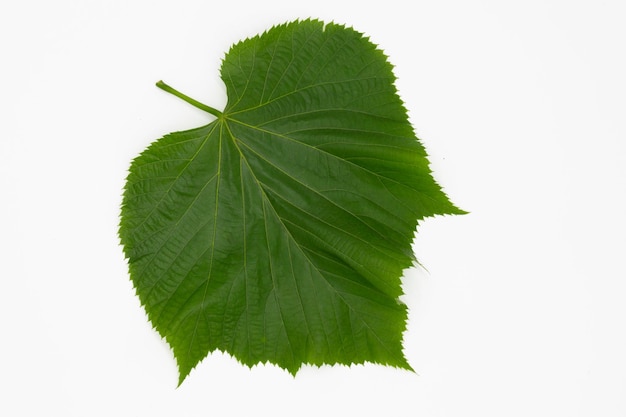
[120,19,463,383]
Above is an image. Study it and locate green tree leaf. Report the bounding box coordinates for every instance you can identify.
[119,19,464,384]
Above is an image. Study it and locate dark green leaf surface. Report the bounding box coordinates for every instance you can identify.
[120,19,464,384]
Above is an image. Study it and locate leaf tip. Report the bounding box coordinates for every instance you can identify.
[175,361,194,388]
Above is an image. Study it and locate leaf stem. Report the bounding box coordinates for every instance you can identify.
[156,80,222,118]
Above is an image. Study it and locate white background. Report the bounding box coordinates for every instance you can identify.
[1,0,625,415]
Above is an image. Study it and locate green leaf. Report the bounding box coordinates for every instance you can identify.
[119,19,464,384]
